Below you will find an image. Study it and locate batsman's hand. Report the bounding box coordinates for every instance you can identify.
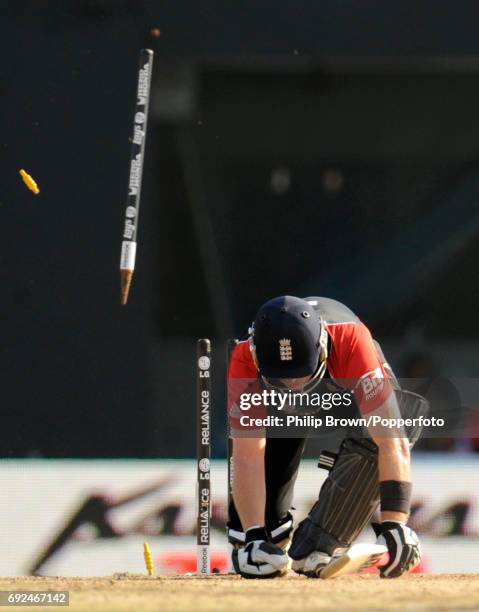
[373,521,421,578]
[234,527,289,579]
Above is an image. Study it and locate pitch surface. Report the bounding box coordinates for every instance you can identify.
[0,574,477,611]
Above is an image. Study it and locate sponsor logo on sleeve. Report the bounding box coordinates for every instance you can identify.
[357,367,384,400]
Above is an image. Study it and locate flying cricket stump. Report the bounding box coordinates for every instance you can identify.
[120,48,154,305]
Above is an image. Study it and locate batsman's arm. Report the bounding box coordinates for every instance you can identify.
[367,396,422,579]
[232,436,266,530]
[366,392,411,523]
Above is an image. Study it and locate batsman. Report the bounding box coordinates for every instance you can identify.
[227,295,426,579]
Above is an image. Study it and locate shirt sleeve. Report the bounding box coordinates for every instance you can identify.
[227,341,265,431]
[328,322,393,414]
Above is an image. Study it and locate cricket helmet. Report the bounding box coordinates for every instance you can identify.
[249,295,328,380]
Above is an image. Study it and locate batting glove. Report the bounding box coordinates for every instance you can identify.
[233,526,289,579]
[373,521,422,578]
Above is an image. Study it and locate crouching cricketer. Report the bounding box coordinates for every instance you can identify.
[227,295,426,579]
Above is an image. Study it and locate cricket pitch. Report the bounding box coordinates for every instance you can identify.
[1,574,478,611]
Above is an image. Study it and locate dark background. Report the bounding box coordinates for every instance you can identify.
[2,0,479,458]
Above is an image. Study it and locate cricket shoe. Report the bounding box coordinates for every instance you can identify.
[291,550,331,577]
[319,543,388,579]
